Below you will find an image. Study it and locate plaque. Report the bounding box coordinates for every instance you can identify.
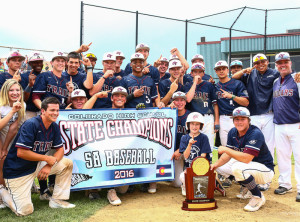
[182,157,217,211]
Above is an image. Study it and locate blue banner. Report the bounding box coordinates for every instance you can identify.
[57,108,177,191]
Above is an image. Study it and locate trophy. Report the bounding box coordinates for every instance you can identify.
[182,156,217,211]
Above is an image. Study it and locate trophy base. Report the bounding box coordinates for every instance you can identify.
[182,199,217,211]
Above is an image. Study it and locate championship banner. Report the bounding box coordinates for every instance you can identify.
[57,108,177,191]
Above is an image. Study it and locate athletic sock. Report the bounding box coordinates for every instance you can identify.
[240,175,261,197]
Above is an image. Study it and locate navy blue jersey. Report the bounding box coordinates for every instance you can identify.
[32,71,69,109]
[184,81,217,114]
[92,71,121,108]
[216,78,248,115]
[121,73,158,108]
[62,71,87,90]
[158,79,185,101]
[184,73,211,84]
[176,110,191,150]
[0,72,27,89]
[241,68,279,115]
[124,63,160,85]
[273,73,300,124]
[3,116,63,179]
[160,72,170,82]
[22,70,42,112]
[226,125,274,171]
[115,69,126,78]
[179,133,212,167]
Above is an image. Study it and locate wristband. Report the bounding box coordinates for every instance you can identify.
[232,95,236,100]
[24,85,33,93]
[102,76,107,80]
[86,66,93,69]
[215,124,220,130]
[87,68,93,73]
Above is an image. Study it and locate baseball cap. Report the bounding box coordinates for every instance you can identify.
[214,60,228,69]
[231,107,251,119]
[169,60,182,69]
[191,63,205,71]
[113,50,125,59]
[191,54,204,63]
[136,43,150,52]
[160,57,169,63]
[172,91,187,101]
[230,60,243,67]
[130,53,145,61]
[169,54,179,62]
[71,89,87,98]
[7,51,25,62]
[112,86,128,96]
[28,51,44,62]
[85,53,97,61]
[52,51,67,61]
[275,52,290,63]
[102,52,116,61]
[253,53,267,64]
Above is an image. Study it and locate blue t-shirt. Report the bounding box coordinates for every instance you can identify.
[32,71,69,109]
[175,110,191,150]
[184,73,211,84]
[184,81,217,114]
[22,70,42,112]
[124,63,160,85]
[241,68,279,115]
[179,133,212,168]
[62,71,87,90]
[114,69,126,78]
[160,72,170,82]
[216,78,248,115]
[226,125,274,171]
[273,73,300,124]
[3,116,63,179]
[92,71,121,108]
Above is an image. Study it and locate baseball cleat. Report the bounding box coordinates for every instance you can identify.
[0,196,6,209]
[215,179,226,197]
[31,183,40,194]
[237,186,252,199]
[181,185,186,196]
[274,186,292,195]
[222,178,232,188]
[40,188,52,201]
[257,183,270,191]
[148,182,157,194]
[49,198,76,209]
[107,189,121,206]
[296,193,300,202]
[244,193,265,212]
[0,185,19,215]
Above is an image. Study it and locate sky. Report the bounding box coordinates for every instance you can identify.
[1,0,300,68]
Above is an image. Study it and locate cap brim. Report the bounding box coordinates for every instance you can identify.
[52,56,67,61]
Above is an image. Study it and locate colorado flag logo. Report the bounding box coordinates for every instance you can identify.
[156,164,172,178]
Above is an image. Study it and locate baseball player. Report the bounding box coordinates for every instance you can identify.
[113,50,126,79]
[211,107,274,212]
[84,53,97,71]
[170,92,191,188]
[190,54,211,81]
[32,52,74,109]
[230,60,243,75]
[0,51,27,90]
[121,53,162,108]
[62,52,93,91]
[124,43,160,85]
[159,60,185,105]
[22,51,44,119]
[231,54,278,162]
[179,112,212,196]
[0,97,75,216]
[215,60,249,146]
[153,56,170,82]
[185,63,219,151]
[272,52,300,202]
[89,52,121,108]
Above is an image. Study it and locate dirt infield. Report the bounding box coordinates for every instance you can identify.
[85,166,299,222]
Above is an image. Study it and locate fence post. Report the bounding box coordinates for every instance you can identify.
[185,20,188,59]
[80,1,84,46]
[136,11,139,47]
[264,9,267,55]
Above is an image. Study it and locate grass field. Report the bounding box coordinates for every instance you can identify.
[0,149,294,221]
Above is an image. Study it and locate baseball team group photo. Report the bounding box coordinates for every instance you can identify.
[0,1,300,221]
